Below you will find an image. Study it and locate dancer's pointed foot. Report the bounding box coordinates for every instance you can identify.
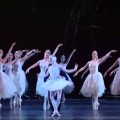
[19,99,22,107]
[93,102,100,110]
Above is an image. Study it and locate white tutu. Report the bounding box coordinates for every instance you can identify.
[110,69,120,95]
[36,74,48,97]
[42,76,72,92]
[3,63,15,84]
[14,69,28,96]
[62,74,74,93]
[0,71,17,99]
[35,60,49,97]
[81,72,106,97]
[13,59,28,96]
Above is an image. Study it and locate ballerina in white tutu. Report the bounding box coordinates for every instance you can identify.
[26,43,63,111]
[0,42,17,110]
[59,49,76,103]
[3,53,16,108]
[13,49,40,107]
[104,57,120,95]
[42,55,78,116]
[74,50,117,110]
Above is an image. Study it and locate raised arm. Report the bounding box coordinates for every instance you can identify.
[60,63,78,74]
[73,62,89,77]
[26,60,40,74]
[2,42,16,63]
[52,43,63,56]
[98,50,117,64]
[104,59,118,77]
[21,49,30,56]
[21,49,40,62]
[65,49,76,67]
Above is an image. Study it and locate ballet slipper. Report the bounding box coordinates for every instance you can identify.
[51,111,57,117]
[93,102,100,110]
[43,102,46,111]
[19,99,22,107]
[56,111,61,117]
[13,99,16,107]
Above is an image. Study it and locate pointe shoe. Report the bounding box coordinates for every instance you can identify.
[19,99,22,107]
[51,111,56,117]
[43,103,46,111]
[56,111,61,117]
[13,99,16,107]
[0,104,2,110]
[93,102,100,110]
[10,101,13,109]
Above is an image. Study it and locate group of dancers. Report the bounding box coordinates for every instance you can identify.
[0,42,120,117]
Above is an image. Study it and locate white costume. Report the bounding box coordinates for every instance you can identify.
[81,61,106,97]
[0,63,16,99]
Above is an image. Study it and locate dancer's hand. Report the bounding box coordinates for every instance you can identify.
[26,68,30,74]
[12,42,17,46]
[81,74,84,79]
[111,50,117,53]
[75,64,78,70]
[103,72,107,78]
[57,43,63,47]
[22,49,29,52]
[34,49,41,53]
[73,72,78,77]
[109,71,114,76]
[73,49,76,53]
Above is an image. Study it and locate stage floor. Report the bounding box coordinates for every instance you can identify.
[0,98,120,120]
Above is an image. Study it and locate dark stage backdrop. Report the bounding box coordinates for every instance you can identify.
[0,0,120,98]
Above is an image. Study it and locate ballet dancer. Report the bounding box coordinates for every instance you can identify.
[104,57,120,95]
[3,53,16,108]
[26,43,63,111]
[74,50,117,110]
[13,49,40,107]
[0,42,17,110]
[42,55,78,116]
[59,49,76,102]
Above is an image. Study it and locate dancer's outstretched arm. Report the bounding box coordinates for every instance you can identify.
[73,62,89,77]
[26,60,40,74]
[104,58,118,77]
[98,50,117,64]
[52,43,63,56]
[2,42,16,63]
[21,49,41,63]
[65,49,76,67]
[60,64,78,74]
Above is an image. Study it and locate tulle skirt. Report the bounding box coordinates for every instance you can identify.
[0,71,17,99]
[62,74,74,93]
[36,74,48,97]
[42,76,73,95]
[110,70,120,95]
[80,72,106,97]
[13,70,28,95]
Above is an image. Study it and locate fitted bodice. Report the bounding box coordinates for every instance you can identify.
[49,64,60,79]
[88,61,99,74]
[4,63,13,75]
[14,59,24,72]
[38,59,49,77]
